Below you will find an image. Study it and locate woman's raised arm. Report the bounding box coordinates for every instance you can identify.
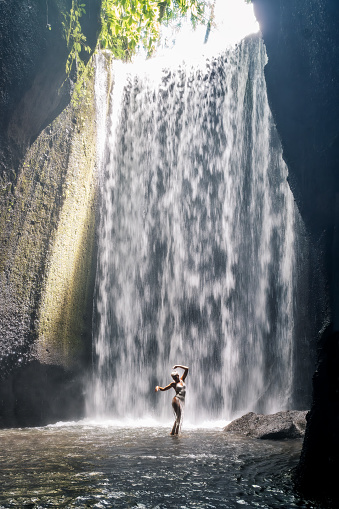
[172,365,189,381]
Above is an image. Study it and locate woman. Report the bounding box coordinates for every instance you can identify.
[155,364,189,435]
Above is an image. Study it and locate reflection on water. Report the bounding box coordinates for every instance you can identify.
[0,422,321,508]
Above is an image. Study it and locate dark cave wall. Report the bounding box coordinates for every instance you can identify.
[253,0,339,503]
[253,0,339,239]
[0,0,101,168]
[0,0,102,427]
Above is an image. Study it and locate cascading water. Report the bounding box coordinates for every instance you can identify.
[89,33,308,424]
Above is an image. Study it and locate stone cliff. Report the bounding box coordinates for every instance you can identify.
[0,0,102,426]
[253,0,339,504]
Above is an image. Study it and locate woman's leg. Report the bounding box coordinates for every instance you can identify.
[171,397,182,435]
[171,420,178,435]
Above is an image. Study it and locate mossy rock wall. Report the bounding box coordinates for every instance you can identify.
[0,67,100,426]
[0,0,102,426]
[32,77,98,369]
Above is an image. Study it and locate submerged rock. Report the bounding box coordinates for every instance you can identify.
[224,410,308,440]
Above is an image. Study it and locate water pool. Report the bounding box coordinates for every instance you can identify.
[0,422,320,508]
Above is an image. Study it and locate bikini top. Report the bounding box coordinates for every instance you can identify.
[175,381,186,399]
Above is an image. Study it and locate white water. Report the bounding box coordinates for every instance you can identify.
[88,20,304,424]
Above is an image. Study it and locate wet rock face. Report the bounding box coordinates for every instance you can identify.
[0,93,99,426]
[253,0,339,503]
[0,0,101,169]
[224,411,308,440]
[0,0,101,427]
[253,0,339,239]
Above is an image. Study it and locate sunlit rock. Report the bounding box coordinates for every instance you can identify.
[224,410,308,440]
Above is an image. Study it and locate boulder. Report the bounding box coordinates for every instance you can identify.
[224,410,308,440]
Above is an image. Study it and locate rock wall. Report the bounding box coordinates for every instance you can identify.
[253,0,339,503]
[0,0,102,426]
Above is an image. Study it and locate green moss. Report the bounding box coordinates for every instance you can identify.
[36,62,98,368]
[0,58,99,369]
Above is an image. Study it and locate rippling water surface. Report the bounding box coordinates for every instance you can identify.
[0,422,321,508]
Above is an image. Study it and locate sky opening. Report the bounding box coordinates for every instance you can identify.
[155,0,260,62]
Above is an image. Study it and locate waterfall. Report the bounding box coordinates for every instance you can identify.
[88,34,307,423]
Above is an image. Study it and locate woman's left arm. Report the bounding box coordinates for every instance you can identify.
[155,382,175,392]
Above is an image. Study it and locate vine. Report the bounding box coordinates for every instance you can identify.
[62,1,91,76]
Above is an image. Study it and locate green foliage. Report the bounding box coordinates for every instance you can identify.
[159,0,206,29]
[100,0,161,60]
[62,0,209,98]
[62,1,91,75]
[62,0,208,68]
[99,1,207,61]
